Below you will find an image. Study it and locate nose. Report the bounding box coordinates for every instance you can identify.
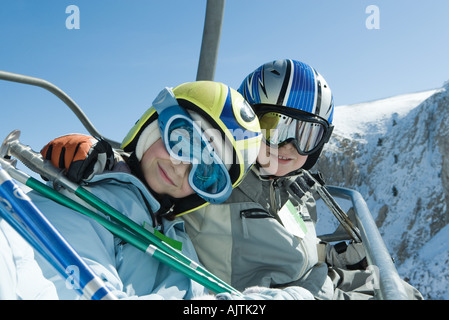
[173,161,192,178]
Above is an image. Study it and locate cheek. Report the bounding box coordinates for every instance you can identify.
[182,180,195,197]
[141,153,156,179]
[295,155,308,169]
[256,143,272,166]
[170,174,194,199]
[181,171,192,191]
[280,155,308,175]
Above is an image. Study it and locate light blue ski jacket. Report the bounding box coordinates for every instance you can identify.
[0,218,58,300]
[28,170,207,300]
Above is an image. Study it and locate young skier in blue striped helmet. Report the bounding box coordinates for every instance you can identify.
[238,58,334,172]
[230,59,422,300]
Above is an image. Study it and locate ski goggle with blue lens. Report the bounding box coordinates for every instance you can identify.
[255,106,334,156]
[152,87,232,204]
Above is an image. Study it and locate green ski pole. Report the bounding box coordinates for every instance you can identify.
[0,157,238,296]
[1,131,242,296]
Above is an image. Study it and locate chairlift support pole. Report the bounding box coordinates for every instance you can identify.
[196,0,225,81]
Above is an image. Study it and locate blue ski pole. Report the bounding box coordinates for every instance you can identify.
[0,205,68,279]
[1,130,243,296]
[0,166,117,300]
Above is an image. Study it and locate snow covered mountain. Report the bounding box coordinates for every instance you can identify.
[315,82,449,300]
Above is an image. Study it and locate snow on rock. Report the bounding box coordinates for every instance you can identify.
[315,85,449,299]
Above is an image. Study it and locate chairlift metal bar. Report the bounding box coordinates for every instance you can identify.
[0,70,121,149]
[326,186,409,300]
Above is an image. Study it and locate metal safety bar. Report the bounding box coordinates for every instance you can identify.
[326,186,409,300]
[0,70,121,149]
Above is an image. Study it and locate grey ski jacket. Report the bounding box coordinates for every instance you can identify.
[182,167,334,299]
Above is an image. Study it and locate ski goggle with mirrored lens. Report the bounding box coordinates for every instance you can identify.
[153,89,232,204]
[257,110,333,155]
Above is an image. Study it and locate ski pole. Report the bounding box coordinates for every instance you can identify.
[0,166,117,300]
[0,163,63,275]
[302,171,362,242]
[0,131,242,296]
[0,159,235,295]
[73,187,240,295]
[0,200,68,280]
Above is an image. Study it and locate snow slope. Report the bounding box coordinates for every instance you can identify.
[333,90,438,139]
[316,84,449,299]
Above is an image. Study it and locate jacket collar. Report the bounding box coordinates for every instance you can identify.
[87,168,161,215]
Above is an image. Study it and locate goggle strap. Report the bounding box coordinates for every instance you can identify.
[324,125,334,143]
[152,87,178,114]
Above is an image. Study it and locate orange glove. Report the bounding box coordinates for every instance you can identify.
[40,134,114,183]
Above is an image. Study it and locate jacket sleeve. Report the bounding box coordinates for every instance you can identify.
[0,219,58,300]
[28,190,125,299]
[27,180,206,300]
[215,286,314,300]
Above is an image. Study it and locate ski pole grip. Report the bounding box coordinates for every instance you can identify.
[2,130,78,191]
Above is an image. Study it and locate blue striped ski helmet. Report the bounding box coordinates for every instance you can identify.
[238,59,335,170]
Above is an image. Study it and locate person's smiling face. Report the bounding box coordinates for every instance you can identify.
[140,138,194,198]
[257,142,308,177]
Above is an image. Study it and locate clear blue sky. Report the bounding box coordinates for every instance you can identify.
[1,0,448,161]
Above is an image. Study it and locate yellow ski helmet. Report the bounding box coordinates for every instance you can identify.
[121,81,262,216]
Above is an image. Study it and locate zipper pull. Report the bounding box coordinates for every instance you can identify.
[271,179,282,212]
[240,212,250,239]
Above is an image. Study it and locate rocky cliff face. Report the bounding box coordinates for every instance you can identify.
[315,83,449,299]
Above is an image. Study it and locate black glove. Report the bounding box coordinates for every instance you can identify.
[40,134,115,183]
